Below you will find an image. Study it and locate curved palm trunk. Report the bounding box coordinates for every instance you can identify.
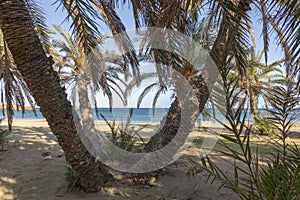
[144,75,210,152]
[144,24,230,151]
[0,0,113,192]
[145,0,253,152]
[144,97,181,151]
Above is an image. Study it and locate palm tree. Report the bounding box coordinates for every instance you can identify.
[52,25,130,181]
[52,24,126,119]
[120,0,299,152]
[231,47,283,121]
[0,0,122,191]
[0,0,298,192]
[124,55,209,152]
[0,30,36,132]
[115,1,246,152]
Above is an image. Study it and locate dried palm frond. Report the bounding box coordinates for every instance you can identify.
[0,35,36,132]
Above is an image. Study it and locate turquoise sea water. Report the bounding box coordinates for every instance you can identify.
[1,108,299,122]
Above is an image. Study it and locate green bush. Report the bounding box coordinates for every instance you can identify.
[100,109,146,152]
[65,164,81,191]
[260,145,300,200]
[253,116,275,136]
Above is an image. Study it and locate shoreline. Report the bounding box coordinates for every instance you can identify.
[1,119,299,135]
[5,118,300,124]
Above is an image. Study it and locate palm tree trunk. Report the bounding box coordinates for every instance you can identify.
[4,41,13,132]
[77,72,97,133]
[144,24,230,151]
[144,97,181,151]
[0,0,113,192]
[249,89,260,121]
[144,75,210,152]
[145,0,253,152]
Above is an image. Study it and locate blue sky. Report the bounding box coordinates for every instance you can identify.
[41,1,135,32]
[41,1,173,108]
[40,1,284,109]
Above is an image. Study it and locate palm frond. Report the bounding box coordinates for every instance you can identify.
[151,86,166,115]
[24,0,54,54]
[265,0,299,66]
[137,82,158,108]
[258,0,269,65]
[124,72,157,103]
[0,41,36,131]
[92,0,140,80]
[55,0,102,51]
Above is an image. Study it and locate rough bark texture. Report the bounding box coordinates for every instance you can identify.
[0,0,113,192]
[144,75,210,152]
[145,0,253,152]
[249,89,260,120]
[144,20,230,151]
[144,97,181,152]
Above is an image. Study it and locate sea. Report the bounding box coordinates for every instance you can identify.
[1,108,299,123]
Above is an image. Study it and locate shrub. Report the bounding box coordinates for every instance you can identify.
[189,69,300,199]
[252,116,275,136]
[100,109,146,152]
[65,164,81,191]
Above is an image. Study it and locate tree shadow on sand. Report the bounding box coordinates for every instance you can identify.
[0,124,244,200]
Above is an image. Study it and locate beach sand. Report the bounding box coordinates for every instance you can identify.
[0,120,299,200]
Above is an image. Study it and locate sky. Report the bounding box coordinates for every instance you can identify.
[39,1,284,109]
[41,1,173,108]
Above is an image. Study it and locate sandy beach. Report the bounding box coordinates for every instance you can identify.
[0,119,299,200]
